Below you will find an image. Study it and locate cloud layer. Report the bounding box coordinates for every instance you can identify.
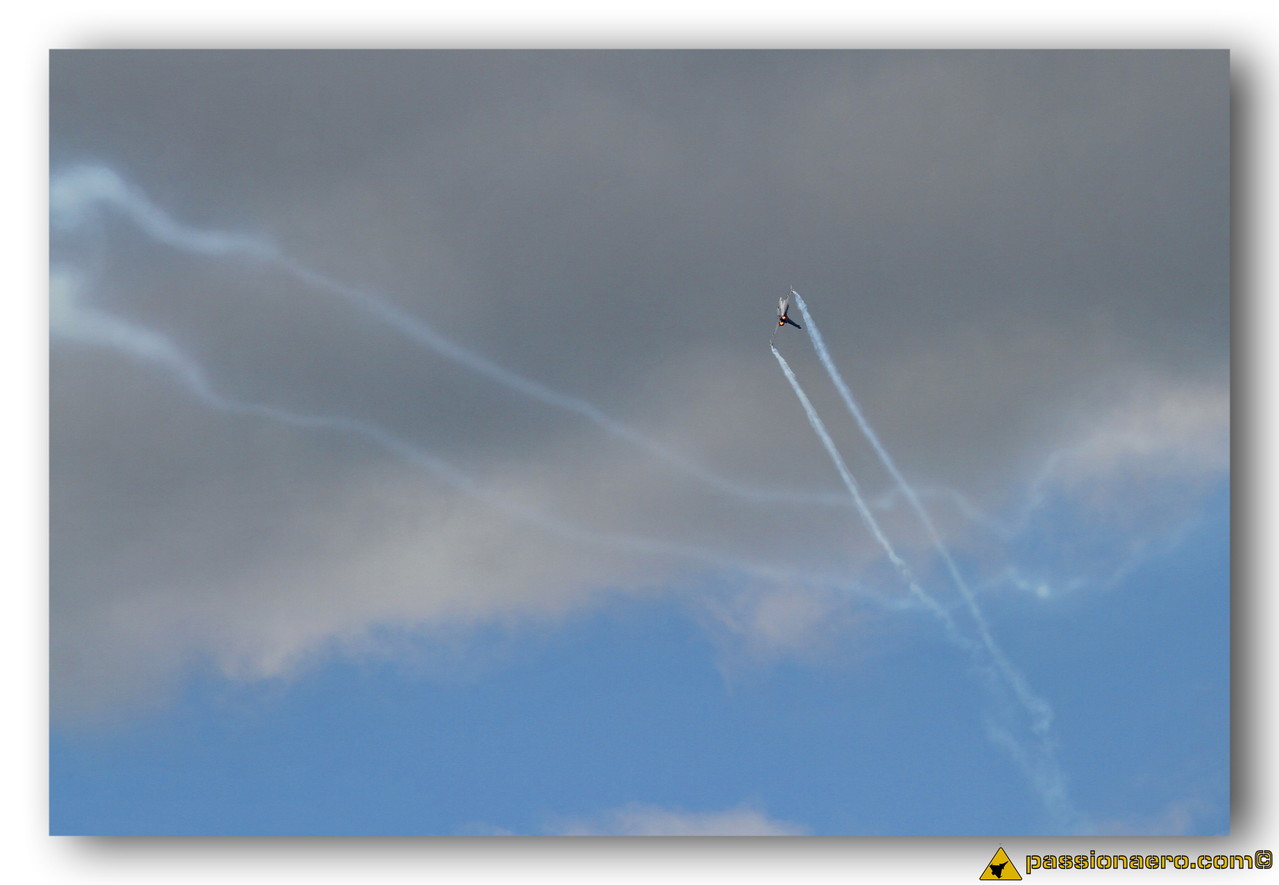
[50,51,1228,723]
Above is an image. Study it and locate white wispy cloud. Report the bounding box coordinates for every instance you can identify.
[1038,376,1228,491]
[552,802,808,836]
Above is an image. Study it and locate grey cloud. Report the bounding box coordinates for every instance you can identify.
[50,50,1228,720]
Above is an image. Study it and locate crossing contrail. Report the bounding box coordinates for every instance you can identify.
[770,344,969,645]
[50,164,846,510]
[791,290,1053,736]
[779,292,1080,831]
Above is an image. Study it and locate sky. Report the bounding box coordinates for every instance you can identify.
[48,49,1229,837]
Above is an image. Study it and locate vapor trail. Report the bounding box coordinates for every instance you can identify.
[791,291,1053,736]
[50,265,838,592]
[784,293,1079,830]
[770,345,968,644]
[49,164,845,510]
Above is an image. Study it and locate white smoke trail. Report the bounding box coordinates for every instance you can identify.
[987,722,1086,834]
[50,166,276,259]
[791,290,1054,736]
[784,293,1079,829]
[49,164,845,510]
[770,345,970,646]
[51,264,843,594]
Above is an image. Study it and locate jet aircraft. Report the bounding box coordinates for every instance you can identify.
[774,289,803,340]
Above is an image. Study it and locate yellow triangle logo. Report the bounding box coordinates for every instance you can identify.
[980,848,1022,880]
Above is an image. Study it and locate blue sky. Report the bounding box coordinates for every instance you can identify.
[47,49,1230,838]
[49,479,1228,836]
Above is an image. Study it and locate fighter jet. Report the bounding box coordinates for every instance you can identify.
[776,289,803,332]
